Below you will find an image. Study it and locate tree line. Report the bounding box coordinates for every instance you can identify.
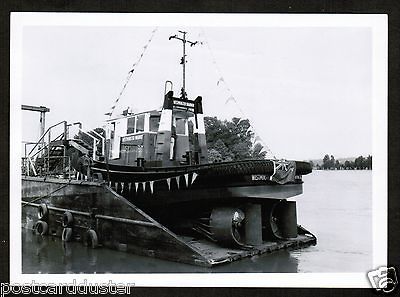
[311,154,372,170]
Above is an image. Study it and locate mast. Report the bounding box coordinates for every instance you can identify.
[169,31,198,99]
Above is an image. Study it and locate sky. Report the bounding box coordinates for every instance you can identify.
[18,16,374,160]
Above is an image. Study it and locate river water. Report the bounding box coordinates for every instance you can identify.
[22,170,372,273]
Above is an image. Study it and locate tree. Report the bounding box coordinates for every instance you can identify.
[204,116,266,161]
[207,148,223,163]
[211,139,233,162]
[322,154,330,170]
[330,155,335,169]
[251,143,267,160]
[354,155,366,169]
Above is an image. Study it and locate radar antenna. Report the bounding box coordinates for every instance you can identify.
[169,31,198,99]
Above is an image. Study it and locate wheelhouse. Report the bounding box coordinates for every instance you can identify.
[106,110,161,165]
[104,90,207,167]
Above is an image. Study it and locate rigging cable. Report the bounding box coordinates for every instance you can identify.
[199,28,276,159]
[105,27,158,118]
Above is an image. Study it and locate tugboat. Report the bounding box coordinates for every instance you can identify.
[21,31,316,266]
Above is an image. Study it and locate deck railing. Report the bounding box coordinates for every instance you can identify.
[22,155,72,178]
[87,129,105,157]
[22,121,67,177]
[22,120,105,178]
[27,121,67,157]
[77,128,100,161]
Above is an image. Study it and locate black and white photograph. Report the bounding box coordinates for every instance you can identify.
[9,12,388,288]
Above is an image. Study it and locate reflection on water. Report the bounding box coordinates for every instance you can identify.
[22,171,372,273]
[22,228,298,273]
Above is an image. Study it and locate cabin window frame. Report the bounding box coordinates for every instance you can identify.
[135,114,145,133]
[127,116,136,134]
[121,113,159,138]
[149,114,160,132]
[175,118,189,136]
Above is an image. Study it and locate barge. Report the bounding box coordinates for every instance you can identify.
[21,31,316,267]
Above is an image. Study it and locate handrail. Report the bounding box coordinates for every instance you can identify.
[53,132,65,142]
[66,122,82,139]
[27,157,37,176]
[22,156,37,176]
[78,128,100,160]
[28,131,65,160]
[28,120,67,157]
[88,129,105,156]
[67,122,82,128]
[29,145,47,160]
[23,142,37,158]
[22,155,72,178]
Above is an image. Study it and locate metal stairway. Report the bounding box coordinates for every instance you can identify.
[22,121,105,178]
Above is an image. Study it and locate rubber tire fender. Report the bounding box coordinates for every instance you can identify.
[62,227,73,242]
[34,220,49,235]
[83,229,99,249]
[37,203,49,220]
[62,211,74,228]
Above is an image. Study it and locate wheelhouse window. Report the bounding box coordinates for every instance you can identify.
[108,121,115,139]
[149,115,160,132]
[176,118,187,135]
[127,117,135,134]
[136,115,145,133]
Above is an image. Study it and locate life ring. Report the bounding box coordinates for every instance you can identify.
[61,227,73,242]
[62,211,74,228]
[37,203,49,220]
[83,229,98,248]
[34,220,48,235]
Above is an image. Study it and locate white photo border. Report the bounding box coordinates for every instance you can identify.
[10,12,388,288]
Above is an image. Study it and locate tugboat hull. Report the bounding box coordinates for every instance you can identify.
[88,158,310,206]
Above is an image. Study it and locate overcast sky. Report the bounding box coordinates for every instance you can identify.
[19,19,373,160]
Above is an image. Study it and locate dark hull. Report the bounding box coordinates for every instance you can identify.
[88,159,311,207]
[91,159,312,182]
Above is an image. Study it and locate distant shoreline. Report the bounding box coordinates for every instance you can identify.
[308,154,372,170]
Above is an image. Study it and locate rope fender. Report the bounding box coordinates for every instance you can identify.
[198,160,312,177]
